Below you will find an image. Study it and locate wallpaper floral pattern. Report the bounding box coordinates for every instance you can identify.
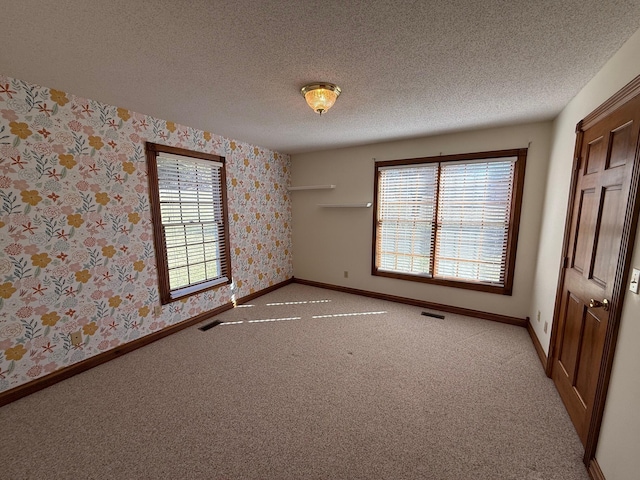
[0,75,292,392]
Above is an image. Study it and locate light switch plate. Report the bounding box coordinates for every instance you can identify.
[630,268,640,294]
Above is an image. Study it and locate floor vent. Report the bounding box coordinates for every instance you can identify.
[421,311,445,319]
[199,320,223,331]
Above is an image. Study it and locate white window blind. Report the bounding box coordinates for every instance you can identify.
[435,159,515,284]
[157,153,228,295]
[376,157,516,287]
[377,165,437,275]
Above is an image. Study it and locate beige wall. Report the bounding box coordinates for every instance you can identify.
[291,122,552,319]
[528,28,640,480]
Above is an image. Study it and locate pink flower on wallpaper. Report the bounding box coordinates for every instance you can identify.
[4,243,22,255]
[15,306,34,319]
[33,142,53,156]
[67,120,82,132]
[12,179,29,190]
[0,175,10,188]
[23,245,40,255]
[26,365,43,378]
[0,109,18,121]
[84,237,97,248]
[76,180,90,191]
[97,340,110,351]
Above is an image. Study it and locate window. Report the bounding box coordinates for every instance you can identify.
[146,143,231,304]
[373,149,526,295]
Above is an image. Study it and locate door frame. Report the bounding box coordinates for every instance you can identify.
[546,74,640,468]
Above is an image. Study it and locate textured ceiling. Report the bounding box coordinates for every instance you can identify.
[2,1,640,154]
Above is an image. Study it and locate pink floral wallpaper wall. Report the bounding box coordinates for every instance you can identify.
[0,75,292,392]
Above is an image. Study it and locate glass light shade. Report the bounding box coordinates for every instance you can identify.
[301,83,341,115]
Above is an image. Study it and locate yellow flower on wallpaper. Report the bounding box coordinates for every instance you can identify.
[248,257,253,265]
[254,147,259,156]
[230,142,237,151]
[243,158,249,166]
[274,153,279,160]
[0,221,5,228]
[41,312,61,327]
[21,190,42,206]
[49,89,69,106]
[82,322,98,335]
[255,213,261,220]
[232,213,239,222]
[231,178,238,187]
[59,154,77,169]
[138,306,150,317]
[133,260,145,272]
[109,295,122,308]
[122,162,135,174]
[0,282,16,299]
[95,192,110,206]
[245,193,250,200]
[166,121,176,132]
[88,136,104,150]
[128,212,140,224]
[246,226,252,233]
[10,121,33,139]
[5,345,27,361]
[67,214,84,228]
[102,245,116,258]
[31,253,52,268]
[254,181,260,188]
[116,107,131,121]
[75,270,91,283]
[203,132,211,141]
[235,247,241,255]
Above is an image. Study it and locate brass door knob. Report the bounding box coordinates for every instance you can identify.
[589,298,610,311]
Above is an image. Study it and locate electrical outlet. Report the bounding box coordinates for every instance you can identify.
[344,271,348,278]
[154,305,162,317]
[537,310,541,322]
[70,331,82,346]
[630,268,639,294]
[544,321,548,334]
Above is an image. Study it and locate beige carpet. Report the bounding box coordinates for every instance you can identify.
[0,284,589,479]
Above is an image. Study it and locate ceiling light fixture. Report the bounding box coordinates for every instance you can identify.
[300,83,341,115]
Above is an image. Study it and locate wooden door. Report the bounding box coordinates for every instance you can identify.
[551,92,640,447]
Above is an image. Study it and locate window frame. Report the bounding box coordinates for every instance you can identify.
[146,142,232,304]
[372,148,527,295]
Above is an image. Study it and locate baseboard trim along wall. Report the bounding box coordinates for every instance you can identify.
[526,319,548,371]
[293,278,528,327]
[0,278,293,407]
[588,458,606,480]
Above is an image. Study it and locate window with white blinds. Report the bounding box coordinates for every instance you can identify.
[146,144,231,304]
[373,149,526,295]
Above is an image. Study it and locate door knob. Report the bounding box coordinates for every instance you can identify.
[589,298,610,311]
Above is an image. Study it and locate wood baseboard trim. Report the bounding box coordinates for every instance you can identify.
[588,458,606,480]
[0,278,293,407]
[526,319,548,371]
[293,278,527,327]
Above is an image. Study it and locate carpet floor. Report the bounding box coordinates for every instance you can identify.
[0,284,589,479]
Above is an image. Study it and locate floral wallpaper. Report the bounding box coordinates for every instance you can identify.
[0,75,292,392]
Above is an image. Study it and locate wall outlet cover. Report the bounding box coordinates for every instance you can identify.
[70,331,82,346]
[630,268,640,294]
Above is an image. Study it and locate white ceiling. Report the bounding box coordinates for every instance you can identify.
[2,1,640,154]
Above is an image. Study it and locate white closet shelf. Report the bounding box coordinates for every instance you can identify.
[287,185,336,191]
[318,203,372,208]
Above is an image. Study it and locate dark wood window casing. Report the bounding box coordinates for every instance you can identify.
[372,148,527,295]
[146,143,232,304]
